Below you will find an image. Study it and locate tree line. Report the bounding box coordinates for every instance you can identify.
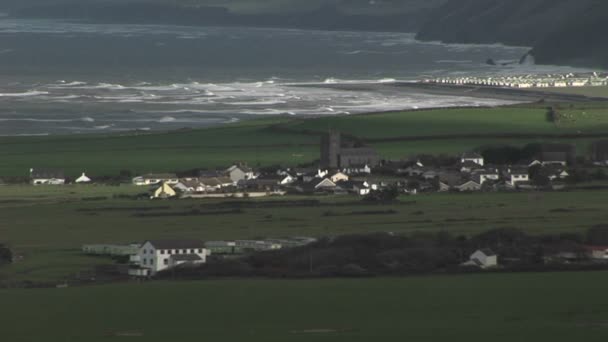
[158,225,608,279]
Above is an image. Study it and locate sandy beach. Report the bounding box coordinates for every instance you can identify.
[298,82,608,104]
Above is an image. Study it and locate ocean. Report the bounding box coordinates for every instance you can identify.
[0,18,593,136]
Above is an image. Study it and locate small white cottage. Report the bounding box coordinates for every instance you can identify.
[461,249,498,269]
[75,172,92,183]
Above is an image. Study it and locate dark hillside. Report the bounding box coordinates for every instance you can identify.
[416,0,607,68]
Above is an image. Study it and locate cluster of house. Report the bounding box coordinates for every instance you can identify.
[425,72,608,89]
[458,245,608,269]
[101,139,600,198]
[398,148,573,193]
[29,168,91,186]
[83,237,317,277]
[23,131,608,196]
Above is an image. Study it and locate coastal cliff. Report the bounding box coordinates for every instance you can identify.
[415,0,608,68]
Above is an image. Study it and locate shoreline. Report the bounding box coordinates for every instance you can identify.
[297,81,608,104]
[2,81,606,139]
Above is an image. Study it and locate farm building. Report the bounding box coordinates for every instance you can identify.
[462,249,498,269]
[75,172,92,183]
[129,239,208,277]
[82,244,140,256]
[30,168,65,185]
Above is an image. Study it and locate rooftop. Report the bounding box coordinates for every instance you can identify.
[147,239,205,250]
[30,168,65,179]
[170,254,203,262]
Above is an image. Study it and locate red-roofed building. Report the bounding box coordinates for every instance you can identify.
[585,246,608,260]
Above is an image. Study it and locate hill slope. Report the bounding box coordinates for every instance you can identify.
[415,0,607,68]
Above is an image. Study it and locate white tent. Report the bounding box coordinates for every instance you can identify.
[75,172,92,183]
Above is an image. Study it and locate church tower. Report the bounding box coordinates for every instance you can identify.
[320,130,341,169]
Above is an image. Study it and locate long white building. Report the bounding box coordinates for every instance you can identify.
[129,239,208,277]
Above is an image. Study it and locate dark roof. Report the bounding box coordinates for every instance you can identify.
[506,167,529,175]
[30,168,65,179]
[198,170,222,177]
[238,178,280,187]
[227,164,253,173]
[170,254,203,261]
[462,152,483,159]
[460,160,483,168]
[338,180,367,189]
[147,239,205,250]
[142,173,178,179]
[200,177,233,186]
[179,179,202,188]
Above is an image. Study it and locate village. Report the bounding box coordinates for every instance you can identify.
[424,72,608,89]
[12,131,608,279]
[24,131,608,199]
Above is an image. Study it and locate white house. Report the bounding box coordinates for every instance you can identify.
[30,168,66,185]
[505,168,529,186]
[461,152,484,166]
[75,172,92,183]
[129,239,208,277]
[174,179,205,193]
[226,165,256,183]
[133,173,179,186]
[474,169,500,185]
[462,249,498,269]
[340,180,371,196]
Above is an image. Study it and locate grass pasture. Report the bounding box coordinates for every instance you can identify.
[1,273,608,341]
[2,105,608,177]
[281,106,608,138]
[1,185,607,282]
[535,86,608,99]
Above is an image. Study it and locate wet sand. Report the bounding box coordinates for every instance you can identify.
[297,82,608,104]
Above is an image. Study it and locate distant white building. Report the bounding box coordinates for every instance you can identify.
[504,168,529,186]
[30,168,65,185]
[462,249,498,269]
[129,240,208,277]
[461,152,484,166]
[132,173,179,186]
[75,172,92,183]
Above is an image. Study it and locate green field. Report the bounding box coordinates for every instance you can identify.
[3,104,608,341]
[2,185,607,282]
[2,272,608,341]
[2,105,608,177]
[534,86,608,99]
